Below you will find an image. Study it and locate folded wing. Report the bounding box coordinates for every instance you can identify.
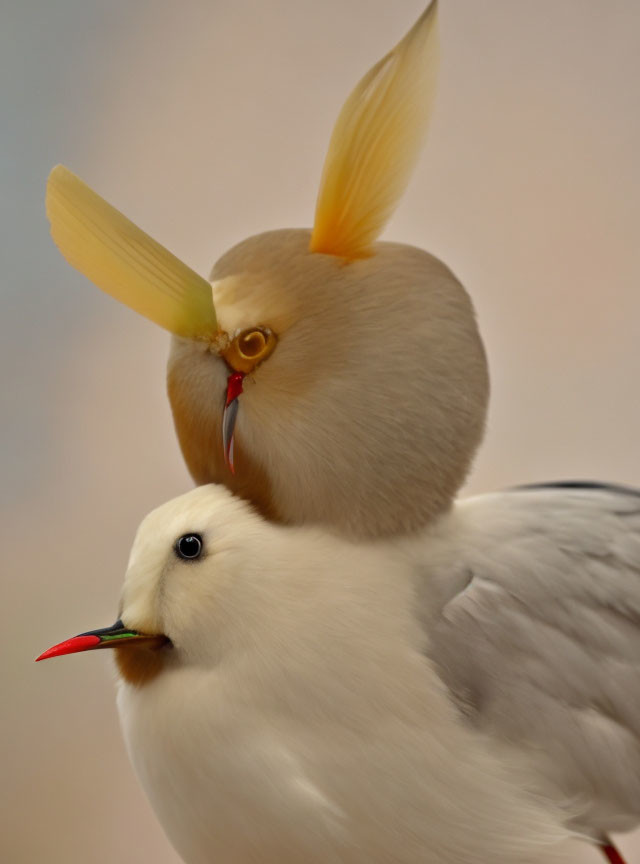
[416,483,640,838]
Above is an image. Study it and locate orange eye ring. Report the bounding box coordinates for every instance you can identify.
[222,327,277,374]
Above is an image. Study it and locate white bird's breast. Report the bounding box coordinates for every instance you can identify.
[116,622,576,864]
[117,667,350,864]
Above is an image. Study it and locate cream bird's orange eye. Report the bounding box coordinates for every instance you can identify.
[222,327,277,375]
[175,534,203,561]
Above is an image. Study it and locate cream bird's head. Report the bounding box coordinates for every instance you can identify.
[46,2,489,539]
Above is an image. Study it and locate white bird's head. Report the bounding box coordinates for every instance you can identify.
[36,484,413,688]
[36,485,284,684]
[46,2,489,538]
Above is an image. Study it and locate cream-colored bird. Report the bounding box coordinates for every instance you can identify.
[44,3,639,862]
[38,483,580,864]
[46,1,484,538]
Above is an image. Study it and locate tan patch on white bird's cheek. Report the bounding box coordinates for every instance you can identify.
[113,642,168,686]
[115,580,169,686]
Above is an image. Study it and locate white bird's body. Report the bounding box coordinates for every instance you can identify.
[115,485,577,864]
[408,483,640,840]
[112,483,640,861]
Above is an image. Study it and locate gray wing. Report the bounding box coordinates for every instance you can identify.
[415,483,640,839]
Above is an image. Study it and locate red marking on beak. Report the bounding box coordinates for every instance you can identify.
[225,371,245,407]
[222,371,245,474]
[35,619,166,663]
[600,843,628,864]
[36,634,101,661]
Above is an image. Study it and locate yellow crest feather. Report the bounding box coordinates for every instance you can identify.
[310,1,439,259]
[46,165,217,340]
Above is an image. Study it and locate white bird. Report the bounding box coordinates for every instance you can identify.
[38,484,581,864]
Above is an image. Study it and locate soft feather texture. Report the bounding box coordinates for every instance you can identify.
[406,483,640,839]
[46,5,488,538]
[46,165,218,339]
[167,230,489,537]
[117,484,576,864]
[310,1,439,258]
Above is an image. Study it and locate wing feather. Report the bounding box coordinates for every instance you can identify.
[415,484,640,837]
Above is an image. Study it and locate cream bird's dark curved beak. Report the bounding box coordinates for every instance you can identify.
[222,371,245,474]
[220,328,277,474]
[35,619,169,662]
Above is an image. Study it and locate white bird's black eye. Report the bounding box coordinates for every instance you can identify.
[175,534,203,561]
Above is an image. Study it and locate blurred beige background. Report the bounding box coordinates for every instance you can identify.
[2,0,639,861]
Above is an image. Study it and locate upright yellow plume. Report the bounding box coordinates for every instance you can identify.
[310,1,439,259]
[46,166,218,340]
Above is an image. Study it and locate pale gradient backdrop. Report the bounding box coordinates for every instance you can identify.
[2,1,639,862]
